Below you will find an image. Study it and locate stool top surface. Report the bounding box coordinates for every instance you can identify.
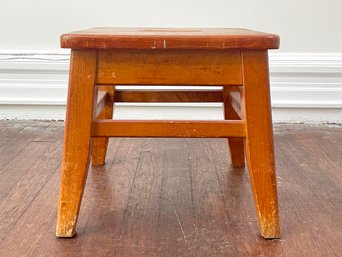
[61,27,279,50]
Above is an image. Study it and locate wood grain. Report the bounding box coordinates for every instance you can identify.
[185,138,238,256]
[57,28,281,239]
[223,87,245,167]
[0,125,62,241]
[227,91,241,119]
[56,49,98,237]
[61,27,279,50]
[92,120,246,138]
[95,90,110,118]
[0,122,49,175]
[0,121,341,257]
[83,138,148,256]
[97,50,242,85]
[92,86,114,166]
[114,89,224,102]
[1,122,342,256]
[241,50,280,238]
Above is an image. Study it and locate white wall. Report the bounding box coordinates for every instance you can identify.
[1,0,342,52]
[0,0,342,122]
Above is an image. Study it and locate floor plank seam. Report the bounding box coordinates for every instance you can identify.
[118,149,144,241]
[0,162,59,243]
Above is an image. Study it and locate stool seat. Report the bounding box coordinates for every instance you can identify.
[61,27,280,50]
[56,27,280,240]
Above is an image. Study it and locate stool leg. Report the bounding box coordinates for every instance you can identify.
[92,86,114,166]
[223,88,245,167]
[56,50,98,237]
[241,50,280,239]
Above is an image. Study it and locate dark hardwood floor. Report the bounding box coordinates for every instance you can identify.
[0,120,341,257]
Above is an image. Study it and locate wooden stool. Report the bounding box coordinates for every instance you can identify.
[56,28,280,239]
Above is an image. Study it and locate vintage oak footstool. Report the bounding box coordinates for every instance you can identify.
[56,27,280,239]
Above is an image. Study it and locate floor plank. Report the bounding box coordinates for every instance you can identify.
[0,121,341,257]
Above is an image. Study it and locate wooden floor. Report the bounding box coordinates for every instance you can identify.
[0,120,341,257]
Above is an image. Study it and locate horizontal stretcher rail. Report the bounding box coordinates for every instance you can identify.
[96,87,240,103]
[114,90,223,102]
[92,119,246,138]
[96,49,243,85]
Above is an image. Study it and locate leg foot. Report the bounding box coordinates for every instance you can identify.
[56,50,98,237]
[242,50,280,239]
[228,138,245,167]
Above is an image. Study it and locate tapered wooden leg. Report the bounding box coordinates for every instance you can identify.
[241,50,280,239]
[56,50,98,237]
[223,88,245,167]
[92,86,114,166]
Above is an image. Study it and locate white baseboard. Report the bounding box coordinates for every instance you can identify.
[0,50,341,122]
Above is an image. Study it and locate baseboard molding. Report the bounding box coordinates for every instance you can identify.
[269,52,342,110]
[0,50,341,122]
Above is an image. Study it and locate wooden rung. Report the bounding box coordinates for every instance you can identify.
[111,86,240,102]
[95,91,109,118]
[114,90,223,102]
[92,119,246,138]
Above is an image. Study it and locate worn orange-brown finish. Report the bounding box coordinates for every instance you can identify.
[61,27,279,50]
[114,89,224,102]
[92,120,246,138]
[92,86,115,166]
[97,50,242,85]
[56,50,98,237]
[241,50,280,238]
[223,88,245,167]
[56,27,280,239]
